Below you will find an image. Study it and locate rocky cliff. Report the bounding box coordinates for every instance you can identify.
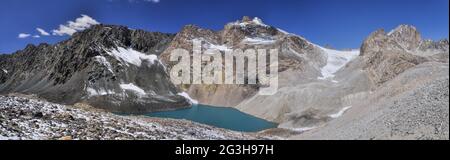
[0,25,190,113]
[159,16,327,107]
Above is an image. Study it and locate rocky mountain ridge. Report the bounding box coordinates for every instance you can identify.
[0,24,190,113]
[361,25,448,85]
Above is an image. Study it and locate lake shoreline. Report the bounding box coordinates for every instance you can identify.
[142,104,279,133]
[0,95,276,140]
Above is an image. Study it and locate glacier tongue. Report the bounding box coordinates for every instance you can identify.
[317,47,360,80]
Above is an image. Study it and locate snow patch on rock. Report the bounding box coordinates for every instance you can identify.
[106,47,158,67]
[277,28,290,35]
[177,92,199,104]
[87,87,116,97]
[193,38,232,52]
[387,24,417,36]
[280,126,317,132]
[328,106,352,118]
[232,17,269,28]
[208,43,232,52]
[120,83,147,96]
[242,37,276,45]
[251,17,267,27]
[94,56,114,73]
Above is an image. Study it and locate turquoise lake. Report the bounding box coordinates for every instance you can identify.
[145,104,278,132]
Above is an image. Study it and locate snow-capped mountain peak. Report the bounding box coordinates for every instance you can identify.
[230,16,269,28]
[251,17,266,26]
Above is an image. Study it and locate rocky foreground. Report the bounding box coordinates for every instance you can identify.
[0,95,270,140]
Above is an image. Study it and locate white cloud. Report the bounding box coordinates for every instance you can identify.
[33,35,41,38]
[53,25,77,36]
[52,14,100,36]
[18,33,31,38]
[36,28,50,36]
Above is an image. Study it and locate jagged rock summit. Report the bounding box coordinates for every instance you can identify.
[360,24,448,85]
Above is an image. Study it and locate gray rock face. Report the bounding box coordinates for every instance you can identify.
[0,24,190,113]
[386,25,422,51]
[159,16,327,107]
[360,25,448,86]
[362,25,448,56]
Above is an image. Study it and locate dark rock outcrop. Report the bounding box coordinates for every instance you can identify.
[0,24,190,113]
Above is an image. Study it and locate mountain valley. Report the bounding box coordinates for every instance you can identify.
[1,16,448,140]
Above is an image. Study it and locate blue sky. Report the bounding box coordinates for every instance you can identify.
[1,0,448,53]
